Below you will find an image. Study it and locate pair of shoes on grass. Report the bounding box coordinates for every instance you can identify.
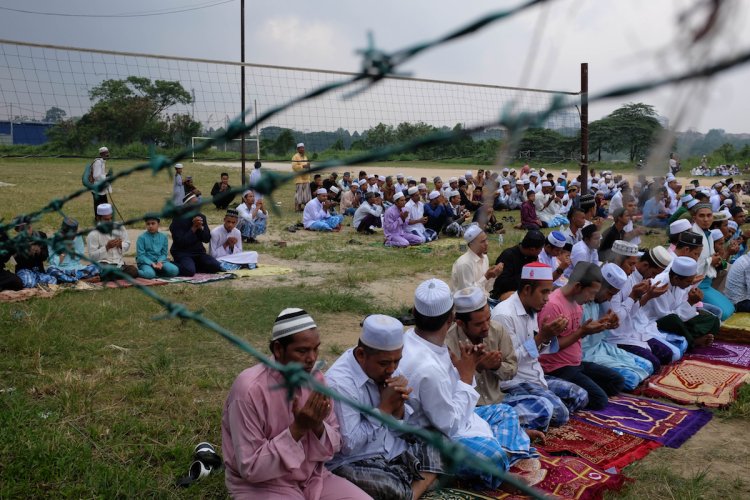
[176,442,223,488]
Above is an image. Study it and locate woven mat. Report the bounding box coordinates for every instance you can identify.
[686,341,750,369]
[718,312,750,345]
[156,273,235,285]
[643,359,750,408]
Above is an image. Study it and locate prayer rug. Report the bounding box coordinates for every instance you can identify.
[0,287,59,303]
[222,265,293,278]
[573,394,712,448]
[102,278,169,289]
[717,312,750,345]
[686,341,750,369]
[157,273,235,285]
[642,359,750,408]
[541,419,661,470]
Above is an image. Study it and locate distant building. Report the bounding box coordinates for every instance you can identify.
[0,121,54,145]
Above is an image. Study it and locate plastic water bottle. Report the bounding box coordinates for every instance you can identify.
[498,233,504,245]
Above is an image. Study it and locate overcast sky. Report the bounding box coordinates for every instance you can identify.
[1,0,749,133]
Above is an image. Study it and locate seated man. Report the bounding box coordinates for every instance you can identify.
[446,287,554,431]
[539,262,625,410]
[221,308,369,499]
[383,192,423,248]
[87,203,139,279]
[46,217,99,283]
[169,193,222,276]
[491,229,545,301]
[304,188,344,232]
[492,263,589,427]
[236,191,268,243]
[536,231,571,287]
[424,191,450,235]
[210,172,236,209]
[565,224,600,278]
[339,182,360,216]
[726,253,750,312]
[326,315,442,500]
[13,217,57,288]
[135,215,179,279]
[399,279,536,489]
[518,190,546,230]
[451,225,503,299]
[352,192,384,234]
[405,187,435,242]
[210,209,259,271]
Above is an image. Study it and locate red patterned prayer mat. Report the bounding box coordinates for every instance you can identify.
[686,341,750,369]
[102,277,169,288]
[541,419,661,470]
[573,394,712,448]
[643,359,750,407]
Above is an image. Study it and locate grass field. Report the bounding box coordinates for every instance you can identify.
[1,158,749,498]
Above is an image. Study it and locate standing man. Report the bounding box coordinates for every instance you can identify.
[221,308,369,499]
[173,163,185,207]
[292,143,312,212]
[249,161,263,199]
[90,146,111,218]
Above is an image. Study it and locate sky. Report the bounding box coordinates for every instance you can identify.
[1,0,750,133]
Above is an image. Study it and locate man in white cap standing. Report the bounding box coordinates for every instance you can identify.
[173,163,185,207]
[87,203,139,279]
[221,308,369,499]
[451,225,503,300]
[446,287,554,432]
[399,279,536,489]
[326,315,442,499]
[303,188,344,232]
[292,143,312,212]
[90,146,112,218]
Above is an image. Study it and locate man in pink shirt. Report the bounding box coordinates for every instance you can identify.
[221,308,370,499]
[538,262,625,409]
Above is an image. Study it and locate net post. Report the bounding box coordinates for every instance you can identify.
[240,0,247,185]
[580,62,589,190]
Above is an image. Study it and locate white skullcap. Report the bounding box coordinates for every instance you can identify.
[378,175,386,182]
[397,173,404,178]
[555,185,565,192]
[407,186,419,195]
[729,220,739,231]
[523,180,531,185]
[502,167,509,172]
[417,183,427,190]
[296,142,305,148]
[272,308,317,340]
[407,176,415,182]
[713,211,729,222]
[521,262,553,281]
[360,315,404,351]
[542,181,552,187]
[562,169,568,174]
[414,279,453,317]
[666,174,676,182]
[612,240,640,257]
[530,171,538,178]
[99,146,109,153]
[449,190,460,198]
[463,224,483,244]
[650,246,673,269]
[449,177,458,183]
[516,180,524,185]
[510,168,516,172]
[670,219,692,235]
[501,180,510,186]
[367,174,375,179]
[315,188,327,195]
[710,229,724,241]
[428,190,441,200]
[330,186,340,194]
[672,256,697,277]
[358,179,368,186]
[686,199,699,209]
[547,231,566,248]
[605,173,612,179]
[242,189,253,198]
[174,163,183,169]
[453,287,488,313]
[540,168,546,173]
[465,171,473,177]
[96,203,113,216]
[393,191,405,201]
[723,199,734,207]
[601,263,627,289]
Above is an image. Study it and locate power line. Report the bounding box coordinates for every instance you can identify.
[0,0,234,19]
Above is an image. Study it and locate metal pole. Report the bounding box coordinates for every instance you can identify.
[580,63,589,192]
[255,99,260,160]
[240,0,246,185]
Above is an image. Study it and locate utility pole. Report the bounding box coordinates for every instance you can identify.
[240,0,247,185]
[580,63,589,191]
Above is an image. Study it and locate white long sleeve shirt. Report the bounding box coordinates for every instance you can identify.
[91,157,111,195]
[692,222,717,279]
[210,225,242,259]
[451,249,492,295]
[302,198,330,229]
[87,225,130,266]
[605,269,651,348]
[404,199,426,233]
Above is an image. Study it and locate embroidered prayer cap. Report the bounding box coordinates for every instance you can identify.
[296,142,305,148]
[417,183,427,190]
[521,262,554,281]
[225,209,239,218]
[463,224,483,244]
[710,229,724,241]
[393,191,405,201]
[315,188,328,195]
[529,171,538,178]
[183,193,198,204]
[174,163,183,170]
[671,256,697,277]
[547,231,567,248]
[242,190,253,198]
[360,314,404,351]
[684,184,695,191]
[414,279,453,317]
[568,185,578,192]
[555,185,565,192]
[407,186,419,195]
[433,176,442,183]
[330,186,340,194]
[453,287,487,313]
[96,203,113,216]
[650,245,673,269]
[612,240,640,257]
[677,230,702,248]
[99,146,109,154]
[579,194,596,209]
[272,308,317,340]
[407,176,415,182]
[428,191,441,200]
[712,211,728,222]
[692,202,712,213]
[601,263,627,289]
[670,219,692,235]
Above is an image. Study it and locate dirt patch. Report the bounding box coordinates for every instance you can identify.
[368,271,451,310]
[224,255,337,290]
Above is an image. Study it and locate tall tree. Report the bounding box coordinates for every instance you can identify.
[43,106,67,123]
[604,103,663,162]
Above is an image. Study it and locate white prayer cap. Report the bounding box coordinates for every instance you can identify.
[449,177,458,183]
[542,181,552,187]
[601,263,627,289]
[453,287,488,313]
[710,229,724,242]
[666,174,676,182]
[99,146,109,153]
[684,184,695,191]
[502,167,509,173]
[396,173,404,178]
[296,142,305,148]
[393,191,405,201]
[516,180,524,185]
[174,163,183,169]
[612,240,640,257]
[414,279,453,317]
[182,193,198,204]
[501,179,510,187]
[463,224,483,244]
[358,179,368,186]
[407,186,419,195]
[407,176,415,182]
[547,231,566,248]
[723,199,734,207]
[242,189,253,198]
[367,174,375,180]
[529,171,538,178]
[555,185,565,192]
[417,183,427,190]
[378,175,386,182]
[728,220,739,231]
[330,186,340,194]
[681,194,694,204]
[671,256,697,277]
[449,190,460,198]
[428,190,441,200]
[315,188,327,195]
[272,308,317,340]
[686,199,699,209]
[465,171,473,177]
[96,203,113,216]
[713,211,729,222]
[650,246,673,269]
[521,262,553,281]
[360,315,404,351]
[605,173,612,179]
[670,219,692,235]
[523,179,531,185]
[562,169,568,174]
[540,168,546,173]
